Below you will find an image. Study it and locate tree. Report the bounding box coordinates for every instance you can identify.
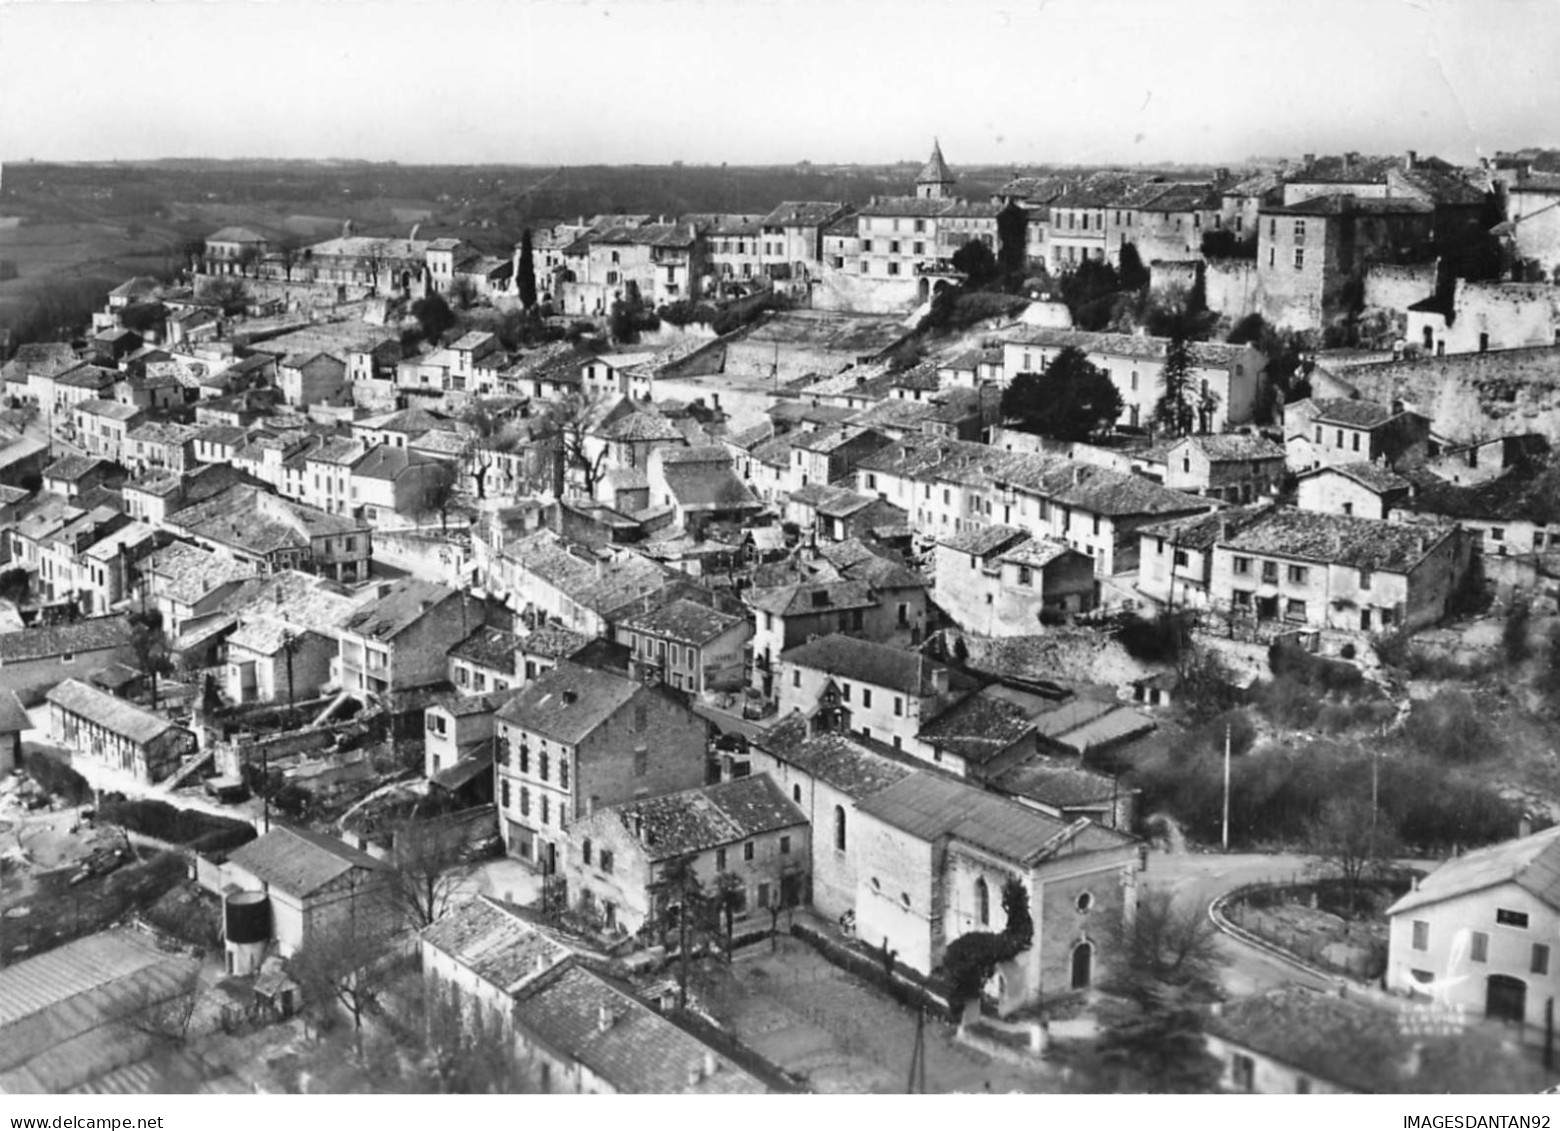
[449,275,479,311]
[288,912,395,1051]
[202,275,250,317]
[710,870,745,963]
[410,291,456,344]
[1000,346,1124,442]
[0,567,30,605]
[122,962,202,1047]
[416,462,461,532]
[542,392,610,500]
[1118,242,1150,292]
[1092,1005,1224,1093]
[126,609,174,710]
[939,878,1033,1017]
[1152,332,1199,437]
[276,237,303,283]
[995,202,1028,279]
[237,243,264,279]
[951,238,998,287]
[1306,795,1399,917]
[518,228,538,310]
[361,239,392,296]
[385,818,477,932]
[650,853,706,1011]
[1106,888,1223,1010]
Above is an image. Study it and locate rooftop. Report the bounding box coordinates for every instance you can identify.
[1001,326,1257,368]
[755,715,914,800]
[1220,507,1455,572]
[225,825,386,897]
[858,771,1132,866]
[599,774,805,862]
[420,897,573,996]
[340,578,459,642]
[495,661,644,745]
[44,678,183,747]
[450,625,520,672]
[780,633,946,697]
[0,615,130,665]
[1390,824,1560,916]
[618,598,747,646]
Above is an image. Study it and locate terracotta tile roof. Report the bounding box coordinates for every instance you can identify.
[45,678,184,747]
[512,964,765,1093]
[420,897,572,994]
[744,579,875,617]
[1172,433,1286,462]
[1221,507,1456,572]
[1000,326,1256,368]
[450,625,520,672]
[0,615,130,664]
[619,598,746,646]
[857,772,1131,865]
[1303,461,1411,493]
[1306,397,1399,428]
[1390,824,1560,916]
[225,825,386,898]
[599,774,805,862]
[495,661,643,745]
[759,201,849,228]
[755,715,914,799]
[780,633,945,697]
[341,578,459,641]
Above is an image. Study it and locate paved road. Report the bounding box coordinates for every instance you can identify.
[1140,849,1340,996]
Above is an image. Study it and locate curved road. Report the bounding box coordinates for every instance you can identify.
[1141,849,1342,996]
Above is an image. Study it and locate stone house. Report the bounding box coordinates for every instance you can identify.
[349,444,448,526]
[449,624,521,696]
[337,578,484,700]
[277,352,349,408]
[73,398,144,463]
[645,446,762,538]
[220,826,390,960]
[1406,279,1560,357]
[619,599,750,695]
[934,525,1096,635]
[777,633,962,765]
[139,540,257,633]
[1207,506,1471,633]
[852,771,1139,1012]
[1500,168,1560,277]
[1000,326,1266,433]
[1295,463,1413,520]
[1161,433,1286,502]
[758,201,852,281]
[46,677,196,783]
[203,227,269,276]
[165,485,372,583]
[1394,455,1560,559]
[124,422,200,477]
[563,773,808,937]
[73,520,162,616]
[0,615,134,706]
[41,455,120,502]
[1384,824,1560,1033]
[1136,503,1272,610]
[223,570,365,707]
[743,579,878,698]
[492,661,710,872]
[424,689,517,781]
[1285,396,1433,473]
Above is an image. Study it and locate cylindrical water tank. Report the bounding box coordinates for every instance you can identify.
[225,890,271,944]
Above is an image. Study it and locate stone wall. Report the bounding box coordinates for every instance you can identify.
[1362,261,1438,317]
[1148,260,1199,297]
[1203,258,1260,321]
[1338,345,1560,442]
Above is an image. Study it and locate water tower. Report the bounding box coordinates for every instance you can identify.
[224,889,271,975]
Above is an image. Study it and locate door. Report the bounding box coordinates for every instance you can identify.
[1070,941,1093,990]
[1487,975,1527,1024]
[545,841,558,876]
[1360,609,1372,632]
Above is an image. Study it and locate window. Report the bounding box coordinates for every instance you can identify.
[1231,1053,1255,1092]
[780,835,791,855]
[913,241,924,255]
[975,877,990,926]
[600,849,614,875]
[716,847,727,869]
[862,239,873,252]
[541,795,550,825]
[520,787,530,816]
[1287,565,1309,585]
[793,784,802,803]
[1286,599,1307,620]
[1352,432,1360,452]
[1534,944,1550,976]
[1359,569,1371,590]
[859,261,869,274]
[559,756,568,790]
[538,750,549,782]
[862,689,873,708]
[1293,219,1306,240]
[1261,561,1278,583]
[501,780,511,809]
[743,841,755,862]
[1314,425,1322,443]
[634,746,648,776]
[1471,931,1489,963]
[1233,556,1251,575]
[834,805,846,852]
[519,742,529,773]
[1497,908,1529,928]
[1491,527,1505,542]
[1173,549,1189,567]
[841,682,851,703]
[1076,892,1094,913]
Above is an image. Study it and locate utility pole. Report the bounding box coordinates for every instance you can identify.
[1221,720,1232,853]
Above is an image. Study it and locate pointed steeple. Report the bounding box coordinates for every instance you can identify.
[915,139,956,199]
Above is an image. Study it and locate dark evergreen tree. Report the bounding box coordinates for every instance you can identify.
[1001,346,1123,441]
[1118,242,1150,291]
[518,228,538,309]
[995,202,1028,279]
[1152,333,1198,437]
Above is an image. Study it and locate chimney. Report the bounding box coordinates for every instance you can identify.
[687,1065,704,1087]
[1302,153,1316,168]
[1405,150,1418,170]
[535,954,549,976]
[1215,167,1230,183]
[562,689,578,706]
[703,1051,717,1077]
[632,813,644,840]
[598,1004,614,1032]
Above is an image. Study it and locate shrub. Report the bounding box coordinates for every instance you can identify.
[24,749,91,805]
[97,796,255,848]
[1253,676,1322,729]
[1402,690,1496,764]
[1503,600,1532,665]
[1117,610,1192,664]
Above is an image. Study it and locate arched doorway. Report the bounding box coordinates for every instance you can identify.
[1487,974,1527,1024]
[1070,941,1093,990]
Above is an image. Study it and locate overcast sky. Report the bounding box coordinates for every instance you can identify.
[2,0,1556,167]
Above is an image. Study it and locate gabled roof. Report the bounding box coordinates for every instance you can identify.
[619,598,747,646]
[1221,507,1456,572]
[744,579,876,617]
[780,633,945,697]
[1299,461,1412,494]
[1390,824,1560,916]
[597,774,805,863]
[659,463,758,513]
[756,715,914,800]
[450,625,520,672]
[1305,397,1400,429]
[420,896,572,995]
[1170,433,1287,462]
[495,661,644,745]
[857,772,1132,866]
[43,455,110,483]
[512,964,765,1094]
[759,201,849,228]
[44,678,183,747]
[207,226,267,243]
[340,578,458,642]
[0,615,130,664]
[224,825,386,897]
[518,624,593,661]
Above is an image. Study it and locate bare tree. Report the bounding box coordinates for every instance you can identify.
[416,462,461,533]
[288,913,395,1051]
[458,398,527,502]
[541,392,609,500]
[236,243,264,279]
[200,275,250,318]
[449,275,479,311]
[123,962,202,1047]
[1306,795,1400,917]
[126,609,175,709]
[1106,887,1224,1009]
[385,818,476,932]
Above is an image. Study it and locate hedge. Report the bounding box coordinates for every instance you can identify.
[791,922,954,1021]
[97,795,256,854]
[24,749,92,805]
